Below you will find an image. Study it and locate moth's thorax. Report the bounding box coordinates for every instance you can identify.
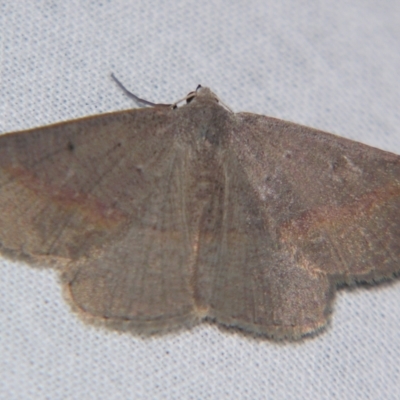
[176,92,232,149]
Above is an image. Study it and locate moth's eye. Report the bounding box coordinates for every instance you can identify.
[186,92,196,104]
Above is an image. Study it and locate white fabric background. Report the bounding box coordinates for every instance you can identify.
[1,1,399,399]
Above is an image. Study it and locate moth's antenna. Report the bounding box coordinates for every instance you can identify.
[111,73,171,108]
[111,74,212,109]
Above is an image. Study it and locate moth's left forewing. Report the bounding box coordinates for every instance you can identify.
[0,108,175,264]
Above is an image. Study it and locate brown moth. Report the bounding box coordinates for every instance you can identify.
[0,77,399,340]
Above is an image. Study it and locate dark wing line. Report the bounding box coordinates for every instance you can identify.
[42,149,130,256]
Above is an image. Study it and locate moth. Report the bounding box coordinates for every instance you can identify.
[1,76,399,340]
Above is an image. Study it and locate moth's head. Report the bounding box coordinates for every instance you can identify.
[185,85,219,104]
[168,85,231,111]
